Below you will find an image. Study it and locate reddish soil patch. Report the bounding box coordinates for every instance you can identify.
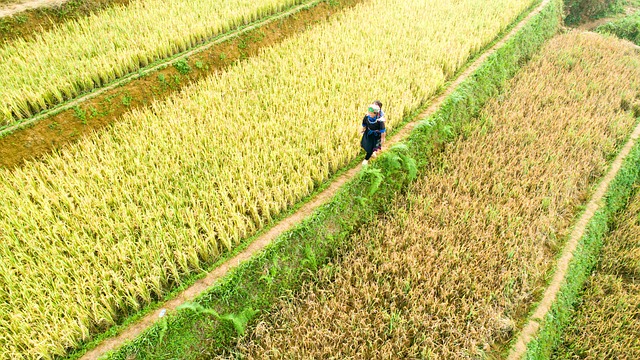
[0,0,133,44]
[0,0,67,17]
[0,0,361,170]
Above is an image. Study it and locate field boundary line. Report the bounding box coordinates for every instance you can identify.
[78,1,550,358]
[507,97,640,358]
[0,0,323,137]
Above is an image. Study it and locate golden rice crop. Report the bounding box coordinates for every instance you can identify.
[0,0,305,125]
[555,187,640,359]
[237,32,640,359]
[0,0,534,358]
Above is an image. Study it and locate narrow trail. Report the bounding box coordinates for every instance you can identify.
[0,0,67,17]
[507,58,640,358]
[79,1,550,359]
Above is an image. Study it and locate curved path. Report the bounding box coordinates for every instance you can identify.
[0,0,68,18]
[79,1,551,358]
[575,3,640,31]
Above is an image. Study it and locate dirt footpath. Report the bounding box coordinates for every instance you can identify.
[0,0,68,18]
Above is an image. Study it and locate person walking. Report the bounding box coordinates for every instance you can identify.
[360,103,386,165]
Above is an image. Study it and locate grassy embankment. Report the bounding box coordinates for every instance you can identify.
[563,0,630,25]
[596,10,640,45]
[552,184,640,359]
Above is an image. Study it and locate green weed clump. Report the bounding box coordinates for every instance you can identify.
[173,59,191,75]
[596,12,640,45]
[563,0,626,25]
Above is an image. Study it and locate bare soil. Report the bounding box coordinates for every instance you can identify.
[0,0,67,17]
[78,1,551,358]
[0,0,362,170]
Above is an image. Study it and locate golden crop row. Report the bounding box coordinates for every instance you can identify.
[0,0,534,358]
[237,32,640,358]
[556,182,640,357]
[0,0,306,125]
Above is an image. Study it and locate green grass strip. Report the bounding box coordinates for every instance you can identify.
[104,1,562,358]
[524,133,640,359]
[596,11,640,46]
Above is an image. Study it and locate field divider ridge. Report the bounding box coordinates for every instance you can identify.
[77,0,554,358]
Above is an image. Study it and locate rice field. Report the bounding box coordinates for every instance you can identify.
[236,32,640,358]
[0,0,305,125]
[0,0,536,358]
[554,186,640,359]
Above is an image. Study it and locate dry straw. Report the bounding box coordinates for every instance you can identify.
[238,32,640,359]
